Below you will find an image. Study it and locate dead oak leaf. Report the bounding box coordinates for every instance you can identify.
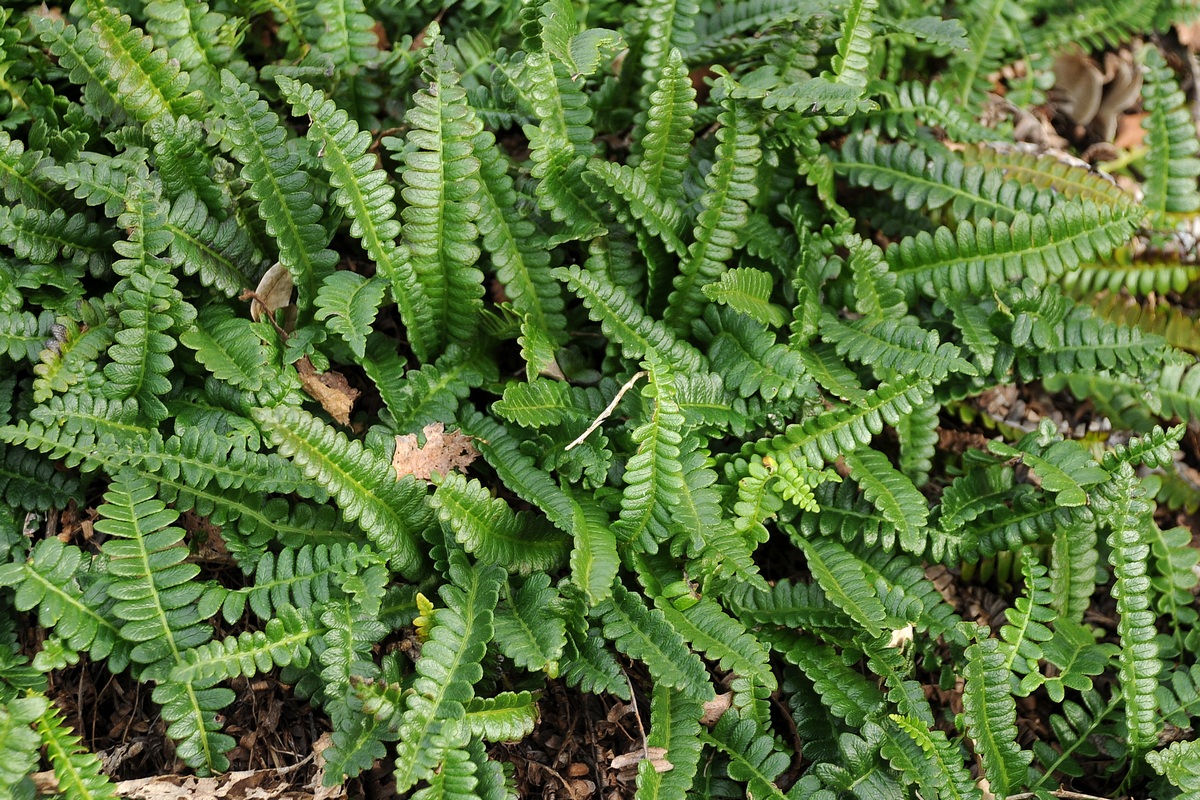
[392,422,479,481]
[296,356,360,426]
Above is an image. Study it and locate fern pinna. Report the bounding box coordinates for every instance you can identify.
[1,0,1200,797]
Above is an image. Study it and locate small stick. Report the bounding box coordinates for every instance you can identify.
[564,370,646,451]
[624,671,651,761]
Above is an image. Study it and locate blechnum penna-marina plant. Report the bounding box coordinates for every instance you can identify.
[2,0,1200,796]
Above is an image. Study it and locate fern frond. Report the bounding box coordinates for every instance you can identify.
[522,51,605,232]
[943,0,1023,112]
[731,578,854,631]
[166,605,311,688]
[665,101,761,334]
[961,628,1032,798]
[753,372,931,470]
[218,71,337,315]
[584,160,687,255]
[1048,514,1099,624]
[314,272,385,360]
[462,692,538,742]
[987,426,1108,509]
[493,573,565,675]
[999,550,1055,696]
[885,715,981,800]
[429,472,571,574]
[831,0,877,95]
[635,684,703,800]
[0,538,126,668]
[0,131,58,211]
[166,191,258,297]
[702,268,788,328]
[636,48,696,204]
[555,264,707,373]
[888,202,1140,301]
[700,709,789,800]
[834,134,1057,222]
[843,448,929,556]
[0,206,110,274]
[960,144,1138,211]
[0,694,45,796]
[393,557,504,794]
[33,695,118,800]
[701,306,809,401]
[593,582,713,701]
[1140,44,1200,217]
[84,0,204,122]
[1094,465,1161,753]
[396,31,485,358]
[143,0,244,102]
[149,115,222,212]
[1148,739,1200,793]
[472,126,566,371]
[821,315,976,381]
[794,534,889,636]
[1064,252,1200,297]
[253,404,429,579]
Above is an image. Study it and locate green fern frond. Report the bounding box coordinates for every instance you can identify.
[429,472,571,574]
[700,306,809,401]
[493,573,565,675]
[635,684,703,800]
[843,448,929,556]
[888,202,1140,301]
[276,77,431,358]
[143,0,244,102]
[1063,252,1200,297]
[753,372,931,471]
[885,715,981,800]
[522,51,605,233]
[34,16,123,121]
[0,206,110,274]
[584,160,687,255]
[700,709,790,800]
[472,126,567,372]
[834,134,1058,222]
[943,0,1023,112]
[179,311,268,393]
[665,101,761,334]
[314,272,385,360]
[593,582,714,701]
[702,268,788,328]
[166,191,259,297]
[999,550,1055,696]
[555,264,707,373]
[44,156,128,218]
[166,605,311,688]
[218,71,337,316]
[462,692,538,742]
[396,29,485,358]
[394,557,504,794]
[83,0,204,122]
[821,315,976,381]
[0,694,45,796]
[1094,466,1161,753]
[636,48,696,204]
[793,533,889,636]
[149,115,222,212]
[961,628,1033,798]
[831,0,878,95]
[1140,44,1200,217]
[1048,515,1099,624]
[0,131,58,211]
[0,538,126,668]
[987,424,1108,509]
[253,404,429,579]
[959,144,1138,211]
[33,695,118,800]
[1148,739,1200,793]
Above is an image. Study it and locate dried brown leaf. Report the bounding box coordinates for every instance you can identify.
[392,422,479,481]
[296,357,360,426]
[249,262,294,324]
[609,747,671,773]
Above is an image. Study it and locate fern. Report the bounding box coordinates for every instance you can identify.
[33,695,118,800]
[700,709,790,800]
[429,472,571,573]
[636,684,703,800]
[664,100,761,334]
[253,404,430,579]
[395,29,486,358]
[1095,465,1162,753]
[218,71,337,315]
[961,628,1033,798]
[635,48,696,204]
[393,555,504,794]
[592,581,713,701]
[888,202,1140,301]
[1139,44,1200,217]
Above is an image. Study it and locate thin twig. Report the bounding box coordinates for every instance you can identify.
[1007,792,1116,800]
[624,671,651,761]
[565,371,646,451]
